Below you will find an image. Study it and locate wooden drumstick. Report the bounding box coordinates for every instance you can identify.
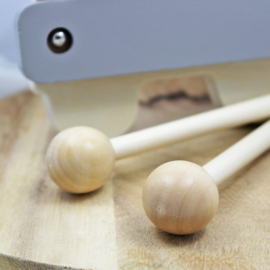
[46,94,270,193]
[142,119,270,235]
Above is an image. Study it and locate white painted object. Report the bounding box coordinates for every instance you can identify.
[15,0,270,136]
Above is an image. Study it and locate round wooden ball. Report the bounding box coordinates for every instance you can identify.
[142,161,219,235]
[46,126,115,193]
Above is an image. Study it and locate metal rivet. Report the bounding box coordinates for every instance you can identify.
[52,31,67,47]
[47,28,73,54]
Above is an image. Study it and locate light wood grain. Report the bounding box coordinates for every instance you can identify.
[34,75,139,137]
[204,119,270,185]
[142,119,270,235]
[112,94,270,159]
[46,126,115,193]
[0,92,118,269]
[46,94,270,194]
[1,91,270,269]
[143,161,219,235]
[34,58,270,134]
[114,128,270,269]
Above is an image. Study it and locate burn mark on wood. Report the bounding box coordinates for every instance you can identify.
[139,90,211,107]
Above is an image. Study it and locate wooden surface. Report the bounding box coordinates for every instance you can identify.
[0,91,270,269]
[34,58,270,135]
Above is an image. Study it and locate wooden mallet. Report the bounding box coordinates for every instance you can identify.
[46,94,270,193]
[143,118,270,235]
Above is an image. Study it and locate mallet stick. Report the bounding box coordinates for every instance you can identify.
[112,94,270,159]
[46,94,270,193]
[143,119,270,235]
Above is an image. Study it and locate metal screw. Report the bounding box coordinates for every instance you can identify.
[47,28,73,54]
[52,31,67,47]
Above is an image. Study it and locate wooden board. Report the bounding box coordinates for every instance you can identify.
[0,91,270,269]
[34,58,270,134]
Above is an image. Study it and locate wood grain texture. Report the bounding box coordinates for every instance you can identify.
[0,92,118,270]
[1,91,270,269]
[142,161,219,235]
[46,126,115,193]
[34,58,270,134]
[114,129,270,269]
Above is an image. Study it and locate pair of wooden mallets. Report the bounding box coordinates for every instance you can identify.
[46,94,270,235]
